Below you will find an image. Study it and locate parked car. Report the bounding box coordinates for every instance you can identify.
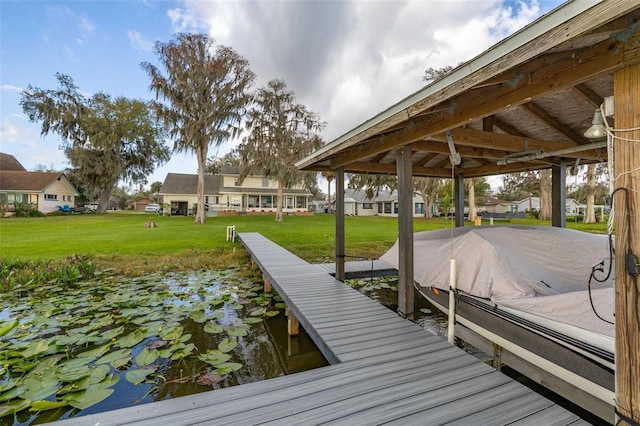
[145,203,161,213]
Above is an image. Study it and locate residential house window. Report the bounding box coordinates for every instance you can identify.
[296,196,306,209]
[261,179,269,188]
[44,194,57,201]
[394,203,399,214]
[286,196,294,209]
[362,203,373,209]
[248,195,260,208]
[234,178,240,186]
[415,203,425,214]
[384,202,392,214]
[377,203,383,214]
[262,195,273,208]
[205,196,219,204]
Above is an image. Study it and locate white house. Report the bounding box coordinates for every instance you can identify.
[159,166,311,216]
[0,153,79,215]
[333,188,436,217]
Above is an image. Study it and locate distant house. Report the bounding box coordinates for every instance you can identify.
[479,196,517,214]
[333,188,437,217]
[158,166,311,216]
[0,153,79,214]
[515,196,541,213]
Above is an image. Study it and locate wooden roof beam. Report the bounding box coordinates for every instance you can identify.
[345,161,451,177]
[572,83,604,109]
[521,102,590,145]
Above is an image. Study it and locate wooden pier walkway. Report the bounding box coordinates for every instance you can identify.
[58,233,588,425]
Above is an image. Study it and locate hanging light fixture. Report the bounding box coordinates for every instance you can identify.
[584,108,606,139]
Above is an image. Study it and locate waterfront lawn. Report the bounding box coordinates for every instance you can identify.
[0,212,607,275]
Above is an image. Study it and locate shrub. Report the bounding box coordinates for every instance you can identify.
[13,203,44,217]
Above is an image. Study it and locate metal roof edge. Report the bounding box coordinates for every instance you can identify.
[296,0,603,169]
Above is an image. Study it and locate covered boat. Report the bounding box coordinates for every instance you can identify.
[381,226,615,423]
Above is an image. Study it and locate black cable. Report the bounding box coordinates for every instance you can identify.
[588,262,614,324]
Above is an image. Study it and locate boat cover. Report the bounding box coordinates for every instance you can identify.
[381,226,615,335]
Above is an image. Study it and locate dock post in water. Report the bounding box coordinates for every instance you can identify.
[285,305,299,336]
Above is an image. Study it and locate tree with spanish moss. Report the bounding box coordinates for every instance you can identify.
[20,73,170,213]
[239,79,325,222]
[142,33,255,224]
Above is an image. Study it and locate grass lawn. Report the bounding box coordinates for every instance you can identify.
[0,211,608,275]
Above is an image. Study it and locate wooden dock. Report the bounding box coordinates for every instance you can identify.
[57,233,588,425]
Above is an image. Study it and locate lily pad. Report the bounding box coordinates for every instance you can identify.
[198,351,232,366]
[243,317,263,324]
[135,348,159,367]
[0,320,18,337]
[29,399,68,412]
[0,398,31,417]
[114,329,145,348]
[125,367,156,385]
[96,348,131,365]
[218,338,237,353]
[101,326,124,341]
[160,326,183,341]
[225,325,248,337]
[212,362,243,375]
[21,376,59,401]
[204,322,223,334]
[61,384,114,410]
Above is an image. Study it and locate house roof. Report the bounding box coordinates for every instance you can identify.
[297,2,640,179]
[0,171,76,193]
[159,173,222,195]
[0,153,27,171]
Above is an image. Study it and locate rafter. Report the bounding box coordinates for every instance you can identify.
[572,83,604,108]
[521,102,589,145]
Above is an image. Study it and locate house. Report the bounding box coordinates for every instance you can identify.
[515,196,541,213]
[480,196,517,214]
[0,153,79,215]
[333,188,437,217]
[159,166,312,216]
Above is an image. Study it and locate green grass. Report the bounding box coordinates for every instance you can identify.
[0,211,608,274]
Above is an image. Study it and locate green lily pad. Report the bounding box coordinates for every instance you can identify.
[204,322,223,334]
[243,317,263,324]
[218,338,237,353]
[225,325,248,337]
[125,367,156,385]
[29,399,68,412]
[22,340,50,358]
[170,343,195,361]
[264,310,280,318]
[58,376,92,395]
[56,365,92,382]
[249,308,265,317]
[160,326,183,341]
[198,351,232,366]
[61,384,114,410]
[213,362,243,374]
[21,376,59,401]
[115,329,145,348]
[0,385,26,402]
[0,398,31,417]
[101,326,124,341]
[189,310,207,323]
[135,348,159,367]
[0,320,18,337]
[96,348,131,365]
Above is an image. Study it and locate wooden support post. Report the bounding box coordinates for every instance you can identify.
[492,343,502,371]
[552,162,567,228]
[263,275,271,293]
[251,259,258,271]
[335,167,345,282]
[396,146,414,319]
[613,63,640,424]
[285,306,299,336]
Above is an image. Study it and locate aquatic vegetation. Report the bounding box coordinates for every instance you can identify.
[0,268,281,423]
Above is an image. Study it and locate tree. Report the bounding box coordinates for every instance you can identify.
[321,171,334,214]
[539,169,552,220]
[142,33,255,224]
[206,149,241,175]
[582,164,597,223]
[347,174,398,198]
[150,181,163,195]
[20,73,170,213]
[239,79,324,222]
[413,177,443,219]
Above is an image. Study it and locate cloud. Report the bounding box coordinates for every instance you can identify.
[0,119,39,145]
[174,0,552,141]
[1,84,23,92]
[127,30,154,52]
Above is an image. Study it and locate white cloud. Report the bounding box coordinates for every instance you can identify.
[1,84,23,92]
[0,119,38,145]
[127,30,154,52]
[154,0,554,146]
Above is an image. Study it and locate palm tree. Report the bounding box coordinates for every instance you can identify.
[142,33,255,224]
[321,171,334,214]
